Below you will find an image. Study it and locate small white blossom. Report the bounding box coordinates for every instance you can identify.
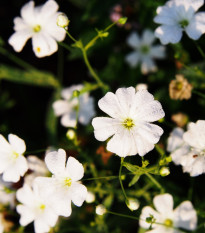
[8,0,66,58]
[35,149,87,217]
[0,177,15,208]
[96,204,106,215]
[86,191,95,203]
[0,134,28,182]
[92,87,165,157]
[140,193,197,233]
[24,156,49,186]
[127,198,140,211]
[167,121,205,176]
[53,84,95,128]
[125,30,166,74]
[136,83,148,92]
[154,0,205,44]
[56,13,70,28]
[16,183,58,233]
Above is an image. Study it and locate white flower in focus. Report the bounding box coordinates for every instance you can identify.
[125,30,166,74]
[139,193,197,233]
[96,204,106,215]
[24,156,49,186]
[154,0,205,44]
[34,149,87,217]
[53,84,95,128]
[86,191,95,203]
[16,183,58,233]
[167,121,205,176]
[0,134,28,182]
[92,87,165,157]
[0,177,15,208]
[8,0,66,58]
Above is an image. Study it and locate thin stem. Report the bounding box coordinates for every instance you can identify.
[194,41,205,59]
[83,175,119,181]
[58,42,71,52]
[119,157,128,203]
[57,46,64,84]
[106,210,139,221]
[145,173,164,193]
[0,47,34,70]
[64,29,77,43]
[193,89,205,99]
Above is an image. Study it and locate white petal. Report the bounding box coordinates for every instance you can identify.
[45,149,66,175]
[92,117,120,141]
[60,112,77,128]
[0,135,11,152]
[150,45,166,59]
[13,17,28,31]
[52,100,70,116]
[154,6,177,26]
[167,128,184,152]
[153,193,173,214]
[16,205,35,226]
[32,33,58,58]
[171,145,190,165]
[16,184,34,205]
[141,57,157,74]
[2,165,23,183]
[78,97,95,125]
[8,30,32,52]
[125,51,140,68]
[34,220,50,233]
[142,29,155,45]
[70,183,87,206]
[98,92,124,118]
[15,155,28,176]
[20,1,35,23]
[61,85,83,100]
[41,207,58,227]
[155,25,182,44]
[66,157,84,181]
[139,206,160,229]
[126,32,140,49]
[174,201,197,230]
[39,0,59,20]
[8,134,26,154]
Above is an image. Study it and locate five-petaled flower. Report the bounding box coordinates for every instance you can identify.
[8,0,66,57]
[92,87,165,157]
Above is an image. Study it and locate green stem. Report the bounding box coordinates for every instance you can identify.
[83,175,119,181]
[145,173,164,193]
[64,29,77,43]
[193,89,205,99]
[194,41,205,59]
[0,47,34,70]
[106,210,139,221]
[119,157,128,203]
[81,48,108,91]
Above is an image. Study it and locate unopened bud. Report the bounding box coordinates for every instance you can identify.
[127,198,140,211]
[66,129,76,140]
[118,17,127,25]
[160,167,170,176]
[86,191,95,203]
[57,13,70,28]
[96,204,106,215]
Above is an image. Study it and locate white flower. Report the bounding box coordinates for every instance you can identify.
[16,183,58,233]
[0,215,4,233]
[154,0,205,44]
[53,84,95,128]
[56,13,70,28]
[34,149,87,217]
[96,204,106,215]
[24,156,49,186]
[92,87,165,157]
[139,193,197,233]
[86,191,95,203]
[127,198,140,211]
[0,134,28,182]
[125,30,166,74]
[8,0,66,58]
[136,83,148,92]
[0,177,15,208]
[167,121,205,176]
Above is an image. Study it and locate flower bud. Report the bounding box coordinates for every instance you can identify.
[127,198,140,211]
[160,167,170,176]
[118,17,127,25]
[96,204,106,215]
[57,13,70,28]
[66,129,76,140]
[86,191,95,203]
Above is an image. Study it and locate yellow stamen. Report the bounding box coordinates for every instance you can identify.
[64,177,72,187]
[123,118,135,129]
[164,219,173,227]
[33,24,41,32]
[36,47,41,53]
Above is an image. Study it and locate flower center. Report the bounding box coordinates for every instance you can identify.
[33,24,41,33]
[179,19,189,28]
[140,45,150,54]
[39,204,46,211]
[11,151,19,160]
[123,118,135,129]
[164,218,173,228]
[175,81,183,90]
[64,177,72,187]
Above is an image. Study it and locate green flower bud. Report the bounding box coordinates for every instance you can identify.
[160,167,170,176]
[118,17,127,25]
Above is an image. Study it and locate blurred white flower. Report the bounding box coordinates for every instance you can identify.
[92,87,165,157]
[24,156,49,186]
[136,83,148,92]
[0,134,28,182]
[154,0,205,44]
[167,121,205,176]
[0,215,4,233]
[127,198,140,211]
[53,84,95,128]
[86,191,95,203]
[96,204,106,215]
[125,30,166,74]
[0,177,15,208]
[8,0,66,58]
[16,183,58,233]
[140,193,197,233]
[35,149,87,217]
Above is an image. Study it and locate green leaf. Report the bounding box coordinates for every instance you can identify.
[129,174,141,187]
[138,228,146,233]
[0,64,60,88]
[123,162,139,173]
[103,194,114,208]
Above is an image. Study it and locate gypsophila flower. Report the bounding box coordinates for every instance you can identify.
[34,149,87,217]
[86,191,95,203]
[96,204,106,215]
[127,198,140,211]
[16,183,58,233]
[53,84,95,128]
[167,120,205,176]
[154,0,205,44]
[0,134,28,182]
[0,177,15,208]
[139,193,197,233]
[125,30,166,74]
[92,87,165,157]
[8,0,66,58]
